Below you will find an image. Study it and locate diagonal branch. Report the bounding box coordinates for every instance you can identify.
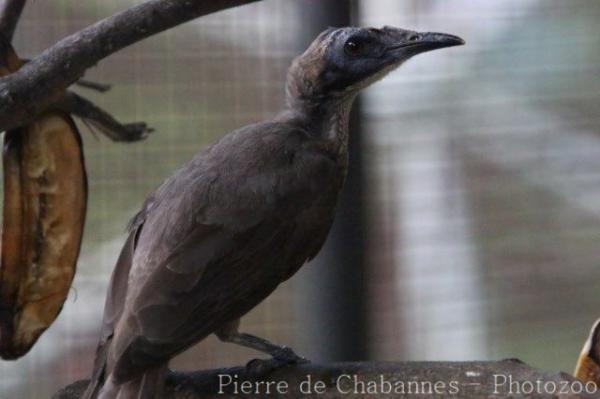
[0,0,26,43]
[19,58,113,92]
[0,0,261,132]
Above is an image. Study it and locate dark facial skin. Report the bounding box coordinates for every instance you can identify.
[319,26,465,94]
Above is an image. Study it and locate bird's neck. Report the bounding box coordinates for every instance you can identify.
[279,93,357,157]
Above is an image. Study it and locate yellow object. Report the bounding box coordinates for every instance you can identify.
[574,319,600,386]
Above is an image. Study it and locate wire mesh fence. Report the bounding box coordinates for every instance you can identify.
[0,0,599,397]
[361,0,600,371]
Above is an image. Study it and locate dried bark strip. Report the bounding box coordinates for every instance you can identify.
[55,91,152,142]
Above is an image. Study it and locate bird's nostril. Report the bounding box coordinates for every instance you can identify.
[407,33,420,41]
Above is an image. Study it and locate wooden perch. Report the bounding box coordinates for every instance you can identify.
[0,0,261,133]
[53,360,600,399]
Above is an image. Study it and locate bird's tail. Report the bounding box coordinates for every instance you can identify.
[82,338,111,399]
[97,366,167,399]
[83,351,167,399]
[83,227,144,399]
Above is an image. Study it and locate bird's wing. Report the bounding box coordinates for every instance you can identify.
[106,123,338,379]
[85,223,141,398]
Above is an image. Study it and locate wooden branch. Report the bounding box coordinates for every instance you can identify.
[0,0,26,43]
[18,59,113,93]
[53,360,599,399]
[55,91,152,142]
[0,0,261,132]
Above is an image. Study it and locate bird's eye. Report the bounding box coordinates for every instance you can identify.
[344,40,362,56]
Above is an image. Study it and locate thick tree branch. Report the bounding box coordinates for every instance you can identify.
[0,0,26,43]
[55,91,152,142]
[0,0,261,132]
[19,59,113,92]
[53,360,598,399]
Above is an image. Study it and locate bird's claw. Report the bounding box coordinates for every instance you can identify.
[272,347,309,364]
[245,358,284,378]
[245,348,309,378]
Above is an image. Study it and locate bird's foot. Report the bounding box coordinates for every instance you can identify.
[272,346,309,364]
[245,348,309,378]
[245,358,287,378]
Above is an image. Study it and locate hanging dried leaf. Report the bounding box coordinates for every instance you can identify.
[0,43,87,359]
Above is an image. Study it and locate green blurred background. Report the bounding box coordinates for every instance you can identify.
[1,0,600,397]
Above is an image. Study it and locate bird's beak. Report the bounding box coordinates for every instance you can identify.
[385,28,465,57]
[409,31,465,51]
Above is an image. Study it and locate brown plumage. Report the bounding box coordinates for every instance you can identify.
[85,26,464,399]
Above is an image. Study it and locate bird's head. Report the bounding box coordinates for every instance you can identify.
[286,26,464,104]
